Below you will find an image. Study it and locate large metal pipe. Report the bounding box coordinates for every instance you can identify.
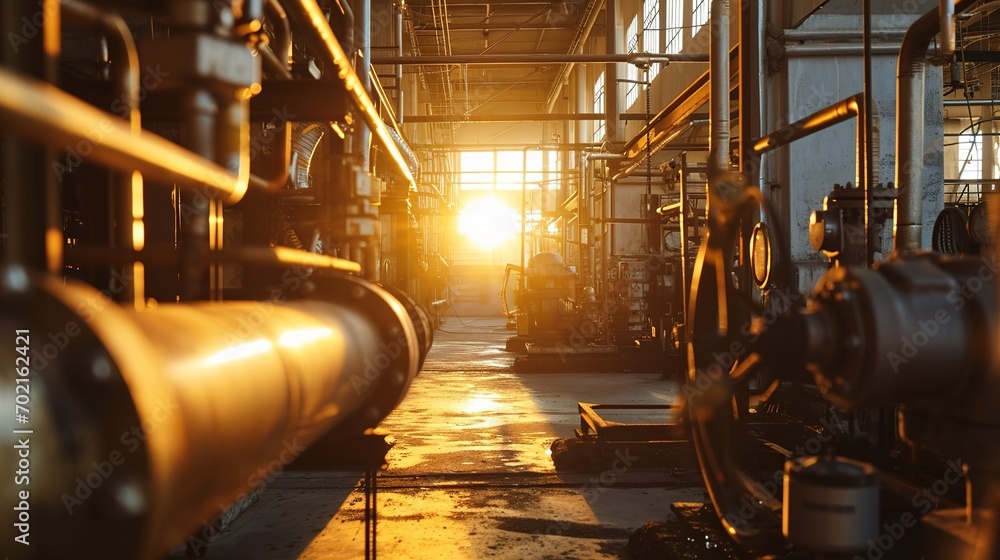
[707,0,731,197]
[0,68,248,205]
[895,0,977,252]
[285,0,416,189]
[0,268,424,559]
[373,52,708,66]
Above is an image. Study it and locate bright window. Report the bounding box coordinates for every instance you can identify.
[625,15,639,107]
[665,0,683,54]
[643,0,660,81]
[959,132,982,181]
[459,151,543,191]
[692,0,709,37]
[594,71,605,142]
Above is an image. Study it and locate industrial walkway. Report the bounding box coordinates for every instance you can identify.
[199,318,702,559]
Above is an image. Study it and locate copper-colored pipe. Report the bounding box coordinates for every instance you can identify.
[751,93,863,154]
[0,270,421,559]
[285,0,417,188]
[0,68,249,205]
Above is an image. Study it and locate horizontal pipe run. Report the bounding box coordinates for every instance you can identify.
[285,0,415,189]
[752,93,863,154]
[64,246,362,274]
[784,44,900,56]
[371,53,709,66]
[944,98,1000,106]
[230,246,361,274]
[0,68,248,205]
[0,271,422,559]
[402,113,653,123]
[781,30,906,42]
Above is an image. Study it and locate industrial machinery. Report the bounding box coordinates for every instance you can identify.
[0,1,442,558]
[678,0,1000,557]
[503,251,610,354]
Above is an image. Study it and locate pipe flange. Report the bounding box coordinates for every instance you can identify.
[311,275,420,438]
[0,267,149,559]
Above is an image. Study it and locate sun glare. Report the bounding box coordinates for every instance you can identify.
[458,196,518,249]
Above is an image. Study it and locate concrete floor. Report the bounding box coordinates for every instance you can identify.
[200,318,706,559]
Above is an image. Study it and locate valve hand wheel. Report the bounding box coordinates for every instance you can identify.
[686,187,786,550]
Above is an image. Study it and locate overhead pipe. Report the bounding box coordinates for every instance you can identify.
[0,270,425,559]
[404,113,655,123]
[285,0,416,189]
[895,0,977,253]
[0,67,248,205]
[372,52,708,66]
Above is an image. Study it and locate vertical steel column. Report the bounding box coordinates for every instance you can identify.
[1,1,61,272]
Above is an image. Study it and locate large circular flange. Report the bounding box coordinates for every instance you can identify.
[0,266,151,560]
[311,275,420,438]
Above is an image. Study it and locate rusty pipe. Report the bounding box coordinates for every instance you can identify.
[0,268,424,559]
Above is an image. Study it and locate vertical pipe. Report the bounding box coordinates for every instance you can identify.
[940,0,956,57]
[862,0,874,267]
[707,0,730,226]
[179,88,218,300]
[356,0,372,169]
[1,0,61,272]
[521,149,528,274]
[738,0,760,293]
[678,153,689,327]
[894,0,976,253]
[63,1,145,308]
[397,4,404,123]
[605,0,619,143]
